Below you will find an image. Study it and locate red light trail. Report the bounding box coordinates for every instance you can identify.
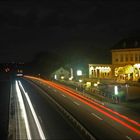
[25,76,140,136]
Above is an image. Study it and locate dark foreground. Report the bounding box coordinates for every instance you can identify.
[0,75,10,140]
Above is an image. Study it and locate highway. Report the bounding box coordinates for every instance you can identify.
[11,78,84,140]
[21,75,140,140]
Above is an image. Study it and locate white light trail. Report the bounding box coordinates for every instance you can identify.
[18,81,46,140]
[15,81,32,140]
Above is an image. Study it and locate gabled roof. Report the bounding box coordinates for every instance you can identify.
[52,67,70,75]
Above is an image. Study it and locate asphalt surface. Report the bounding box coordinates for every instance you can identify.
[0,79,10,140]
[59,80,140,125]
[19,78,83,140]
[24,77,140,140]
[1,75,140,140]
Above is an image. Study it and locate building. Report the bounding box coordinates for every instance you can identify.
[112,48,140,65]
[89,64,112,79]
[112,47,140,82]
[51,67,70,80]
[89,38,140,82]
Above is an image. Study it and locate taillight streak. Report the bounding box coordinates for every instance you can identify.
[47,81,140,127]
[25,76,140,135]
[45,81,140,135]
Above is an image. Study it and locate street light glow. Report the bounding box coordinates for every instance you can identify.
[54,74,57,80]
[79,79,83,82]
[77,70,82,76]
[61,76,64,80]
[114,86,118,95]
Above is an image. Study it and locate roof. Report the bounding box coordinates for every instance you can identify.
[112,36,140,50]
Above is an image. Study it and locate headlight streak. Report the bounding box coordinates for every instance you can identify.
[15,81,32,140]
[18,80,46,140]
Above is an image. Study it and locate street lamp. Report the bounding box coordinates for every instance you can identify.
[113,85,119,103]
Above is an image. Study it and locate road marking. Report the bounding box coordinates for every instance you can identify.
[38,116,43,123]
[73,101,80,106]
[126,136,132,140]
[61,94,66,97]
[91,113,103,121]
[53,89,57,92]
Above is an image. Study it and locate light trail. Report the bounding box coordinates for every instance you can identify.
[45,81,140,135]
[25,76,140,135]
[47,81,140,127]
[15,81,32,140]
[18,81,46,140]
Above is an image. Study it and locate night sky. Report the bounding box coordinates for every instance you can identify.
[0,0,140,63]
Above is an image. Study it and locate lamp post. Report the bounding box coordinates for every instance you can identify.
[125,84,129,101]
[114,85,119,103]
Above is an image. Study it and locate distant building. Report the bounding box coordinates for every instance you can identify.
[51,67,70,80]
[89,38,140,82]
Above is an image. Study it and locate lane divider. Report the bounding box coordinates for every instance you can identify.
[73,101,80,106]
[91,113,103,121]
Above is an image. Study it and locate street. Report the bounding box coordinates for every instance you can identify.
[21,76,140,140]
[9,78,84,140]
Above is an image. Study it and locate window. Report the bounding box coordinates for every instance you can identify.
[91,70,94,75]
[135,54,138,62]
[115,58,118,62]
[125,54,128,62]
[139,55,140,62]
[130,54,133,61]
[120,54,123,62]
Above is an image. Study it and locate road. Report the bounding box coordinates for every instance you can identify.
[22,76,140,140]
[11,78,84,140]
